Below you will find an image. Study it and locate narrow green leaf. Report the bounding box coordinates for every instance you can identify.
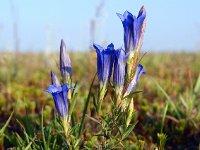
[194,74,200,93]
[41,108,48,150]
[122,90,143,100]
[71,81,78,96]
[86,114,101,125]
[180,95,188,109]
[153,79,181,119]
[92,95,97,110]
[25,141,32,150]
[52,138,57,149]
[46,126,52,147]
[0,111,14,136]
[78,73,96,137]
[138,52,147,64]
[68,92,78,117]
[121,122,137,140]
[15,132,24,146]
[16,119,30,143]
[161,102,169,133]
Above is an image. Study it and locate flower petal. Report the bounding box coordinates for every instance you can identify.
[60,39,72,78]
[94,43,115,85]
[45,83,71,117]
[126,64,146,95]
[113,48,127,88]
[44,85,62,94]
[117,7,146,53]
[51,71,61,87]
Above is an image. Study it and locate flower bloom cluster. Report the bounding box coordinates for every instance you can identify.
[45,40,73,118]
[94,6,146,112]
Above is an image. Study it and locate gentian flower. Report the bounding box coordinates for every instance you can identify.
[117,6,146,52]
[93,43,115,88]
[45,84,72,117]
[125,64,146,95]
[113,48,129,93]
[60,39,72,81]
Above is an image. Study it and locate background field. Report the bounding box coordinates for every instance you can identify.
[0,51,199,149]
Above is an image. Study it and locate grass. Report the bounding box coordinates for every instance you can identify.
[0,51,200,149]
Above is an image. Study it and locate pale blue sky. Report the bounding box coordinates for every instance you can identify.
[0,0,200,52]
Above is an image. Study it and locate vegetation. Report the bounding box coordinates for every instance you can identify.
[0,51,199,149]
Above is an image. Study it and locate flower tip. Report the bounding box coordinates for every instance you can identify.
[124,10,133,17]
[51,71,61,86]
[116,12,120,16]
[51,71,55,80]
[44,89,49,93]
[138,64,146,75]
[108,43,114,49]
[93,43,103,53]
[124,10,130,14]
[138,6,146,17]
[60,39,67,54]
[51,70,55,77]
[140,5,145,10]
[60,39,66,48]
[138,64,144,69]
[116,12,124,21]
[93,43,98,49]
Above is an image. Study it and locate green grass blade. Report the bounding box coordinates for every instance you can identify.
[16,119,30,143]
[0,111,14,136]
[180,95,188,109]
[24,141,32,150]
[68,92,78,117]
[161,102,169,133]
[86,114,101,125]
[153,79,181,119]
[78,73,96,137]
[41,108,48,150]
[15,132,24,146]
[194,74,200,93]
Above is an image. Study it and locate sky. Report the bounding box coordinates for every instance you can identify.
[0,0,200,52]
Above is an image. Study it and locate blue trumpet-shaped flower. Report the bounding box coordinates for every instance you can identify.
[113,48,129,91]
[45,84,72,117]
[60,39,72,80]
[117,6,146,52]
[93,43,115,87]
[126,64,146,95]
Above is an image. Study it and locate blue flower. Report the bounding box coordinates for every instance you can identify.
[117,6,146,52]
[60,39,72,80]
[93,43,115,86]
[45,84,71,117]
[113,48,129,91]
[126,64,146,95]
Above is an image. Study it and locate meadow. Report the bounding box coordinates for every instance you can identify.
[0,51,199,149]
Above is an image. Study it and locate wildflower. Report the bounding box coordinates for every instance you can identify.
[113,48,129,98]
[93,43,115,113]
[93,43,115,90]
[125,64,146,95]
[60,39,72,82]
[45,84,71,117]
[117,6,146,52]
